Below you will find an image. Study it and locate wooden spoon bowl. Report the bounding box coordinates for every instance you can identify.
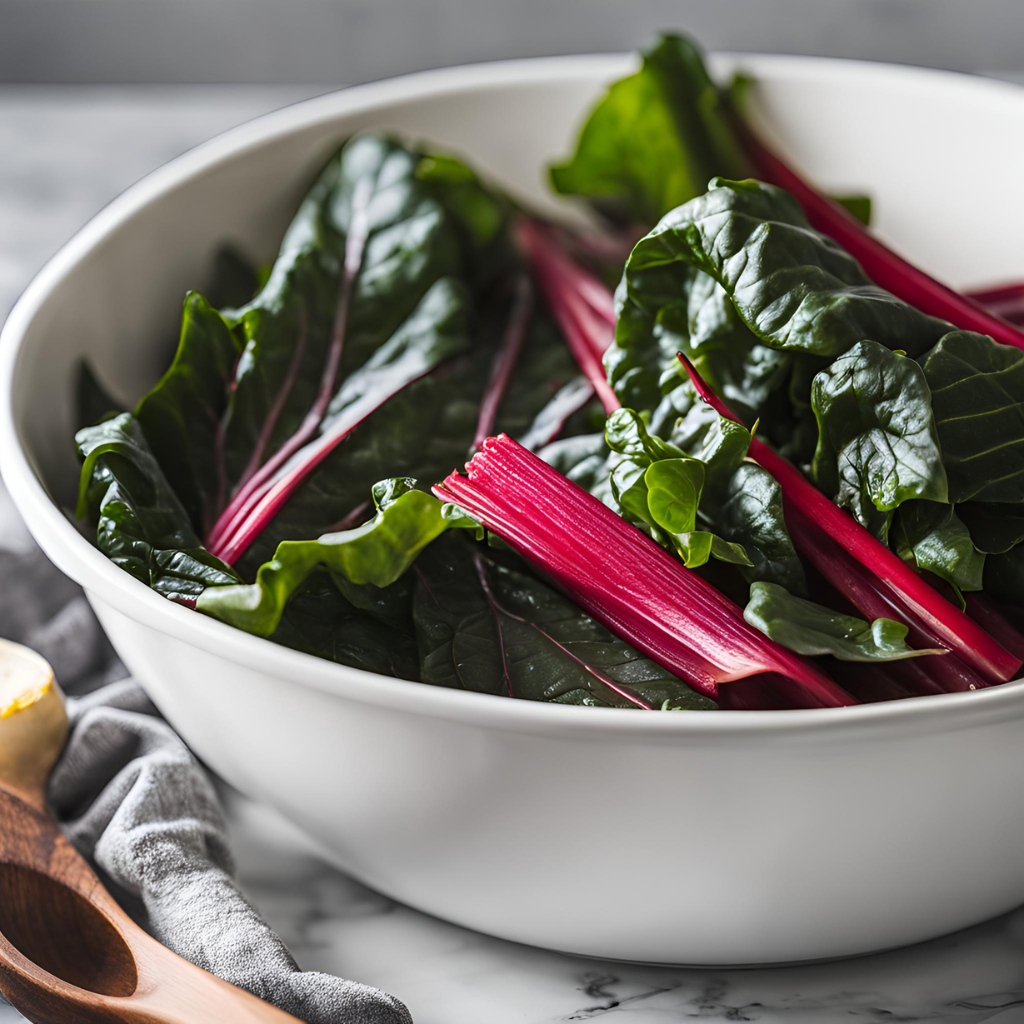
[0,639,302,1024]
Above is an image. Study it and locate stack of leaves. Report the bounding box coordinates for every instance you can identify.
[75,32,1024,712]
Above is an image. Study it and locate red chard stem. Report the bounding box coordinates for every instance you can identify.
[677,352,1021,684]
[734,118,1024,351]
[435,435,857,708]
[518,219,621,414]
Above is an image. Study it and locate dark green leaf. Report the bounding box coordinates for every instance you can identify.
[743,581,941,661]
[831,194,872,226]
[549,33,750,226]
[958,502,1024,554]
[413,537,716,709]
[921,330,1024,503]
[235,349,481,573]
[895,501,985,594]
[984,545,1024,607]
[75,413,239,600]
[270,570,420,679]
[618,178,949,366]
[135,292,241,535]
[811,340,948,532]
[713,461,807,594]
[134,134,470,545]
[493,312,599,446]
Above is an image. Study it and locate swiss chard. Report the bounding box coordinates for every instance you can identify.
[810,340,948,535]
[894,502,985,598]
[75,413,239,602]
[436,433,857,708]
[743,582,943,662]
[920,331,1024,504]
[414,536,717,709]
[549,34,750,226]
[136,134,477,568]
[196,480,453,637]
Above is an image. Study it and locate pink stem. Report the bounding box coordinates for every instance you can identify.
[965,593,1024,666]
[206,177,374,552]
[212,362,438,565]
[678,352,1020,684]
[528,222,618,330]
[436,435,857,708]
[966,283,1024,325]
[735,119,1024,352]
[789,505,985,694]
[473,275,533,451]
[232,304,309,501]
[518,220,620,414]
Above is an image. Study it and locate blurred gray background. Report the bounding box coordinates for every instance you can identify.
[2,0,1024,84]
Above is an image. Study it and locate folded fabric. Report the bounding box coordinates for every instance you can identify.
[0,499,413,1024]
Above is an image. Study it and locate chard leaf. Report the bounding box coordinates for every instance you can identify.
[607,256,787,418]
[549,33,750,226]
[539,431,615,495]
[236,353,478,572]
[743,582,941,662]
[618,179,949,364]
[270,570,420,679]
[714,461,806,595]
[645,458,705,534]
[604,407,682,462]
[603,408,793,581]
[686,531,753,568]
[196,485,451,637]
[135,292,241,535]
[519,376,596,451]
[921,331,1024,503]
[810,340,948,530]
[75,413,239,600]
[610,457,655,526]
[895,501,985,595]
[134,134,469,550]
[413,537,716,709]
[985,546,1024,607]
[699,415,752,486]
[958,502,1024,554]
[493,313,599,447]
[832,194,872,225]
[648,407,804,591]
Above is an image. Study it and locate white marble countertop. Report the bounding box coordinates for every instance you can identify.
[4,83,1024,1024]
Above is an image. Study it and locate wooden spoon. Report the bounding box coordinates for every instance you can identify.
[0,639,303,1024]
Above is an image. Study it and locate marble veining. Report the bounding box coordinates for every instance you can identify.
[3,84,1024,1024]
[210,792,1024,1024]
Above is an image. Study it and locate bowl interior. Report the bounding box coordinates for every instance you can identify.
[6,53,1024,536]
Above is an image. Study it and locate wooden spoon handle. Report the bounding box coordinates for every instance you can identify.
[124,930,305,1024]
[0,786,302,1024]
[1,934,302,1024]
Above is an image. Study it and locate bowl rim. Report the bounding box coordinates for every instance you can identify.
[4,50,1024,741]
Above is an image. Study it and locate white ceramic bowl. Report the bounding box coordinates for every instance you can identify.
[4,53,1024,967]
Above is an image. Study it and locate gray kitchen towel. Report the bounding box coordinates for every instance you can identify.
[0,492,413,1024]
